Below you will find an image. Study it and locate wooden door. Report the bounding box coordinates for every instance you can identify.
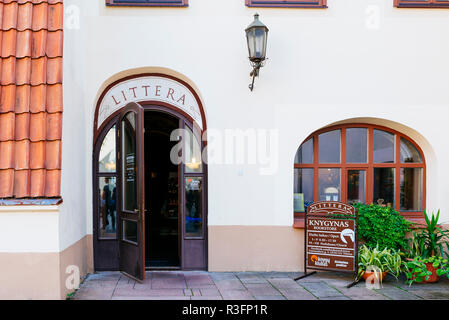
[118,102,145,281]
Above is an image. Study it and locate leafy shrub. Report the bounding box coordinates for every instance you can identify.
[353,203,411,251]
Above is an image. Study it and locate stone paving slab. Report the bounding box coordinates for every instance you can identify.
[200,288,221,296]
[214,279,246,291]
[245,283,282,296]
[113,287,185,297]
[412,291,449,300]
[300,281,344,299]
[254,295,286,300]
[72,287,115,300]
[112,296,191,300]
[191,296,224,300]
[278,288,317,300]
[268,278,303,289]
[71,271,449,300]
[220,289,255,300]
[374,287,422,300]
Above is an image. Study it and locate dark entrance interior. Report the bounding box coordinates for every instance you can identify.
[144,111,180,268]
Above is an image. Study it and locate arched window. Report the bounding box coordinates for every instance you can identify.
[294,124,425,225]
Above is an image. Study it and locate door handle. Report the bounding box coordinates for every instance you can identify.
[134,209,139,213]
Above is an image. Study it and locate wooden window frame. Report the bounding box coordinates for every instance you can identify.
[394,0,449,8]
[106,0,188,7]
[245,0,327,8]
[293,123,426,228]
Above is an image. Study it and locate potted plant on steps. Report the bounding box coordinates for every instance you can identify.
[357,245,402,284]
[404,209,449,285]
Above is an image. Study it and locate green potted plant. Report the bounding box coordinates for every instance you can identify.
[404,209,449,284]
[403,256,449,285]
[357,244,402,283]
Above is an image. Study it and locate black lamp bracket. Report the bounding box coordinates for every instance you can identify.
[248,59,267,92]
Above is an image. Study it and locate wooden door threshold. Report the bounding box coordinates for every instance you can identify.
[145,266,181,271]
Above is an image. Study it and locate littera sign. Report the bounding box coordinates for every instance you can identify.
[98,76,203,130]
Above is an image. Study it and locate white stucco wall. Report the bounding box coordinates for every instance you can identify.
[56,0,449,252]
[0,206,59,252]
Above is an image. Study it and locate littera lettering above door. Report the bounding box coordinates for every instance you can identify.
[98,76,203,130]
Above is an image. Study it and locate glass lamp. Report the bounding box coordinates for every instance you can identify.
[245,13,269,91]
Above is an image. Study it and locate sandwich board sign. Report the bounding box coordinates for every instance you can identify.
[295,201,359,287]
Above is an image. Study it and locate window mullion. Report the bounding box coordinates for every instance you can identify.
[341,128,347,203]
[395,134,401,211]
[313,135,319,202]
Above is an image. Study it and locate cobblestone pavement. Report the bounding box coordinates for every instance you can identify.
[71,271,449,300]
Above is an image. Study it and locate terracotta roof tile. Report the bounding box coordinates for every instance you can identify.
[14,139,29,169]
[31,2,48,31]
[15,84,30,113]
[31,30,46,58]
[30,56,46,85]
[16,2,32,31]
[46,30,61,57]
[44,169,59,197]
[0,5,3,31]
[2,29,16,57]
[29,140,44,169]
[16,30,32,58]
[45,139,60,169]
[16,57,31,84]
[29,111,45,141]
[0,140,14,169]
[1,56,16,85]
[0,112,14,141]
[2,2,18,31]
[45,111,60,140]
[46,57,60,84]
[14,111,29,139]
[29,83,45,112]
[48,3,62,31]
[13,169,30,198]
[0,169,14,197]
[0,84,16,112]
[0,0,63,200]
[30,168,44,197]
[46,83,61,112]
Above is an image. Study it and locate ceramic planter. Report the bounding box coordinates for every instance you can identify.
[407,258,441,283]
[362,271,388,282]
[422,263,440,283]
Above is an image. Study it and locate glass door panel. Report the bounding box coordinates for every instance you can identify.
[185,177,203,237]
[122,112,138,213]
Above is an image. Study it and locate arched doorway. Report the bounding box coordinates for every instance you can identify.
[92,74,207,281]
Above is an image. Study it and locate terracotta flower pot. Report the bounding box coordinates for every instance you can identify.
[422,263,440,283]
[362,271,388,282]
[408,260,440,283]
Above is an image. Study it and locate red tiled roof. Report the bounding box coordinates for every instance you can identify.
[0,0,63,199]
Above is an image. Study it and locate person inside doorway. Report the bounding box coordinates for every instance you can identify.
[102,177,116,233]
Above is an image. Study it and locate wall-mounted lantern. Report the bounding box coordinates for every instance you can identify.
[245,13,269,91]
